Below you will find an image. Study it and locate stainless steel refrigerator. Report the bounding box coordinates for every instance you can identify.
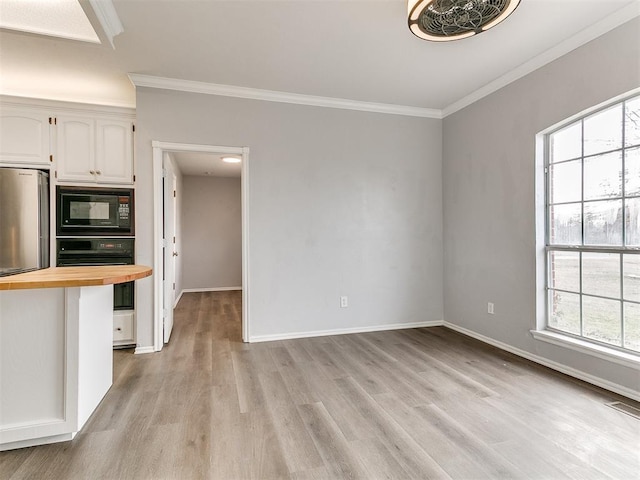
[0,168,49,276]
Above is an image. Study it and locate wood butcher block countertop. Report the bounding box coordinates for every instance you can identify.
[0,265,152,291]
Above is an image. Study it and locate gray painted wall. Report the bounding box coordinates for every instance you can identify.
[181,175,242,290]
[443,18,640,393]
[134,93,443,344]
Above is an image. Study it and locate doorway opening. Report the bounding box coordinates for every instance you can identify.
[151,142,250,351]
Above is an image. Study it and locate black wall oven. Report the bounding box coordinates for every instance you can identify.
[57,238,135,310]
[57,186,134,236]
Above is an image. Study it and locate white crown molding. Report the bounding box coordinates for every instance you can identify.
[128,74,442,119]
[0,94,135,117]
[88,0,124,49]
[442,2,640,117]
[130,3,637,120]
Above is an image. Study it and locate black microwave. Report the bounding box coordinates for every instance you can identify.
[57,186,134,236]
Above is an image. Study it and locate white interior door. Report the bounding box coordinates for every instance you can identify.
[163,165,178,343]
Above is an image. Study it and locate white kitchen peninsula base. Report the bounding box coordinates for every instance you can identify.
[0,265,151,451]
[0,285,112,450]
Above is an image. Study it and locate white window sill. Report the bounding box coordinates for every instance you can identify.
[530,330,640,370]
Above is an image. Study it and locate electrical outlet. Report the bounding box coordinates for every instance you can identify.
[488,302,495,315]
[340,296,348,308]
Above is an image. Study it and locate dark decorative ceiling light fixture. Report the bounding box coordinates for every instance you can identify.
[408,0,521,42]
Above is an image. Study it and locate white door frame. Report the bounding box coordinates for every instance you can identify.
[151,141,250,351]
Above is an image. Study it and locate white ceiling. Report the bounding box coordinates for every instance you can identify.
[171,152,242,178]
[0,0,99,43]
[0,0,638,111]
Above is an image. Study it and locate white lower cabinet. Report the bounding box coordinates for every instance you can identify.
[113,310,135,346]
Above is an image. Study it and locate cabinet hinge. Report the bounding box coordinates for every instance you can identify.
[133,174,136,182]
[173,190,176,198]
[49,154,53,163]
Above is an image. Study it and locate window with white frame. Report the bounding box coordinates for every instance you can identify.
[546,94,640,353]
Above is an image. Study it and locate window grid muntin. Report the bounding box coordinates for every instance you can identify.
[551,193,640,208]
[545,94,640,354]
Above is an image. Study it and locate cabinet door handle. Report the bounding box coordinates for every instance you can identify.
[89,170,95,175]
[96,170,102,175]
[116,327,122,331]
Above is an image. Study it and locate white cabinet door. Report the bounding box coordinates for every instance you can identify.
[0,109,51,165]
[113,310,135,346]
[56,116,96,182]
[96,119,133,184]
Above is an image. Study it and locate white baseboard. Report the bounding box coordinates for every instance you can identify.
[249,320,444,343]
[182,286,242,293]
[173,290,184,308]
[173,287,242,307]
[443,322,640,402]
[134,346,155,355]
[1,432,75,452]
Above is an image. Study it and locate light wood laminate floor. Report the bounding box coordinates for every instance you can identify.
[2,291,639,479]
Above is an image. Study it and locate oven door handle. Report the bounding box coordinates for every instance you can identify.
[59,262,131,266]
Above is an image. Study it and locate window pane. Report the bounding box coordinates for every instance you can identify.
[623,254,640,302]
[545,96,639,354]
[584,104,622,156]
[549,251,580,292]
[623,302,640,352]
[625,146,640,196]
[584,200,623,245]
[551,122,581,163]
[625,96,640,147]
[583,296,621,346]
[549,290,580,335]
[549,203,582,245]
[582,252,620,298]
[584,152,622,200]
[550,160,581,204]
[626,197,640,246]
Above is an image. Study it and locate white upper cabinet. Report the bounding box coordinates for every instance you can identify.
[96,119,133,184]
[56,116,134,185]
[0,99,135,185]
[0,108,51,166]
[56,116,95,182]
